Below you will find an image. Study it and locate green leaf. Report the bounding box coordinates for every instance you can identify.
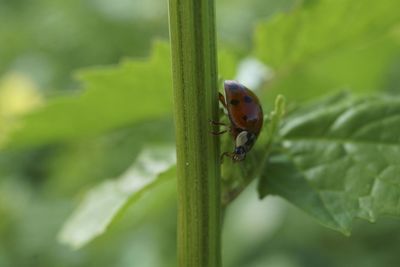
[262,152,344,232]
[58,146,176,249]
[259,94,400,233]
[46,119,175,196]
[255,0,399,69]
[254,0,400,102]
[3,42,172,149]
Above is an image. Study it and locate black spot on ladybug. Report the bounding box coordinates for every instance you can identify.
[230,99,240,106]
[242,115,248,121]
[244,96,253,103]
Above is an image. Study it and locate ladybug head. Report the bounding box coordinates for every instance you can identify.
[233,146,246,161]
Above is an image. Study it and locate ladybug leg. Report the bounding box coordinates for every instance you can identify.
[211,130,228,135]
[209,120,230,135]
[219,93,227,109]
[209,120,228,126]
[220,152,233,163]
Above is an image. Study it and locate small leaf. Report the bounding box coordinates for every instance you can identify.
[58,146,176,249]
[259,94,400,233]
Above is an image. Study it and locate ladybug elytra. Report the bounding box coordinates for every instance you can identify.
[212,80,263,161]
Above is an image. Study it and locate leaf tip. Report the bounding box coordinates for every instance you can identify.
[274,94,286,117]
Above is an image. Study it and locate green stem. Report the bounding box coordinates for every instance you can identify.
[168,0,221,267]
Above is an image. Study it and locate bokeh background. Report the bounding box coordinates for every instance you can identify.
[1,0,400,266]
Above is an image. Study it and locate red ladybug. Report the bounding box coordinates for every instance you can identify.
[212,80,263,161]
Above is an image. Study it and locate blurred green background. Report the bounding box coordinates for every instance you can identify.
[1,0,400,266]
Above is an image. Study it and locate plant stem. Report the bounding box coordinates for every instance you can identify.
[168,0,221,266]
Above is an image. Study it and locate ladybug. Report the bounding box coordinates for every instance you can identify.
[212,80,263,161]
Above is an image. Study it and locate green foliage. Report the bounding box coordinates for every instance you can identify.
[2,0,400,266]
[0,0,169,89]
[45,119,175,196]
[255,0,399,69]
[254,0,400,102]
[58,146,175,249]
[3,42,173,149]
[259,93,400,233]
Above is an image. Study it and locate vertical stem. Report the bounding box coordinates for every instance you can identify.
[168,0,221,266]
